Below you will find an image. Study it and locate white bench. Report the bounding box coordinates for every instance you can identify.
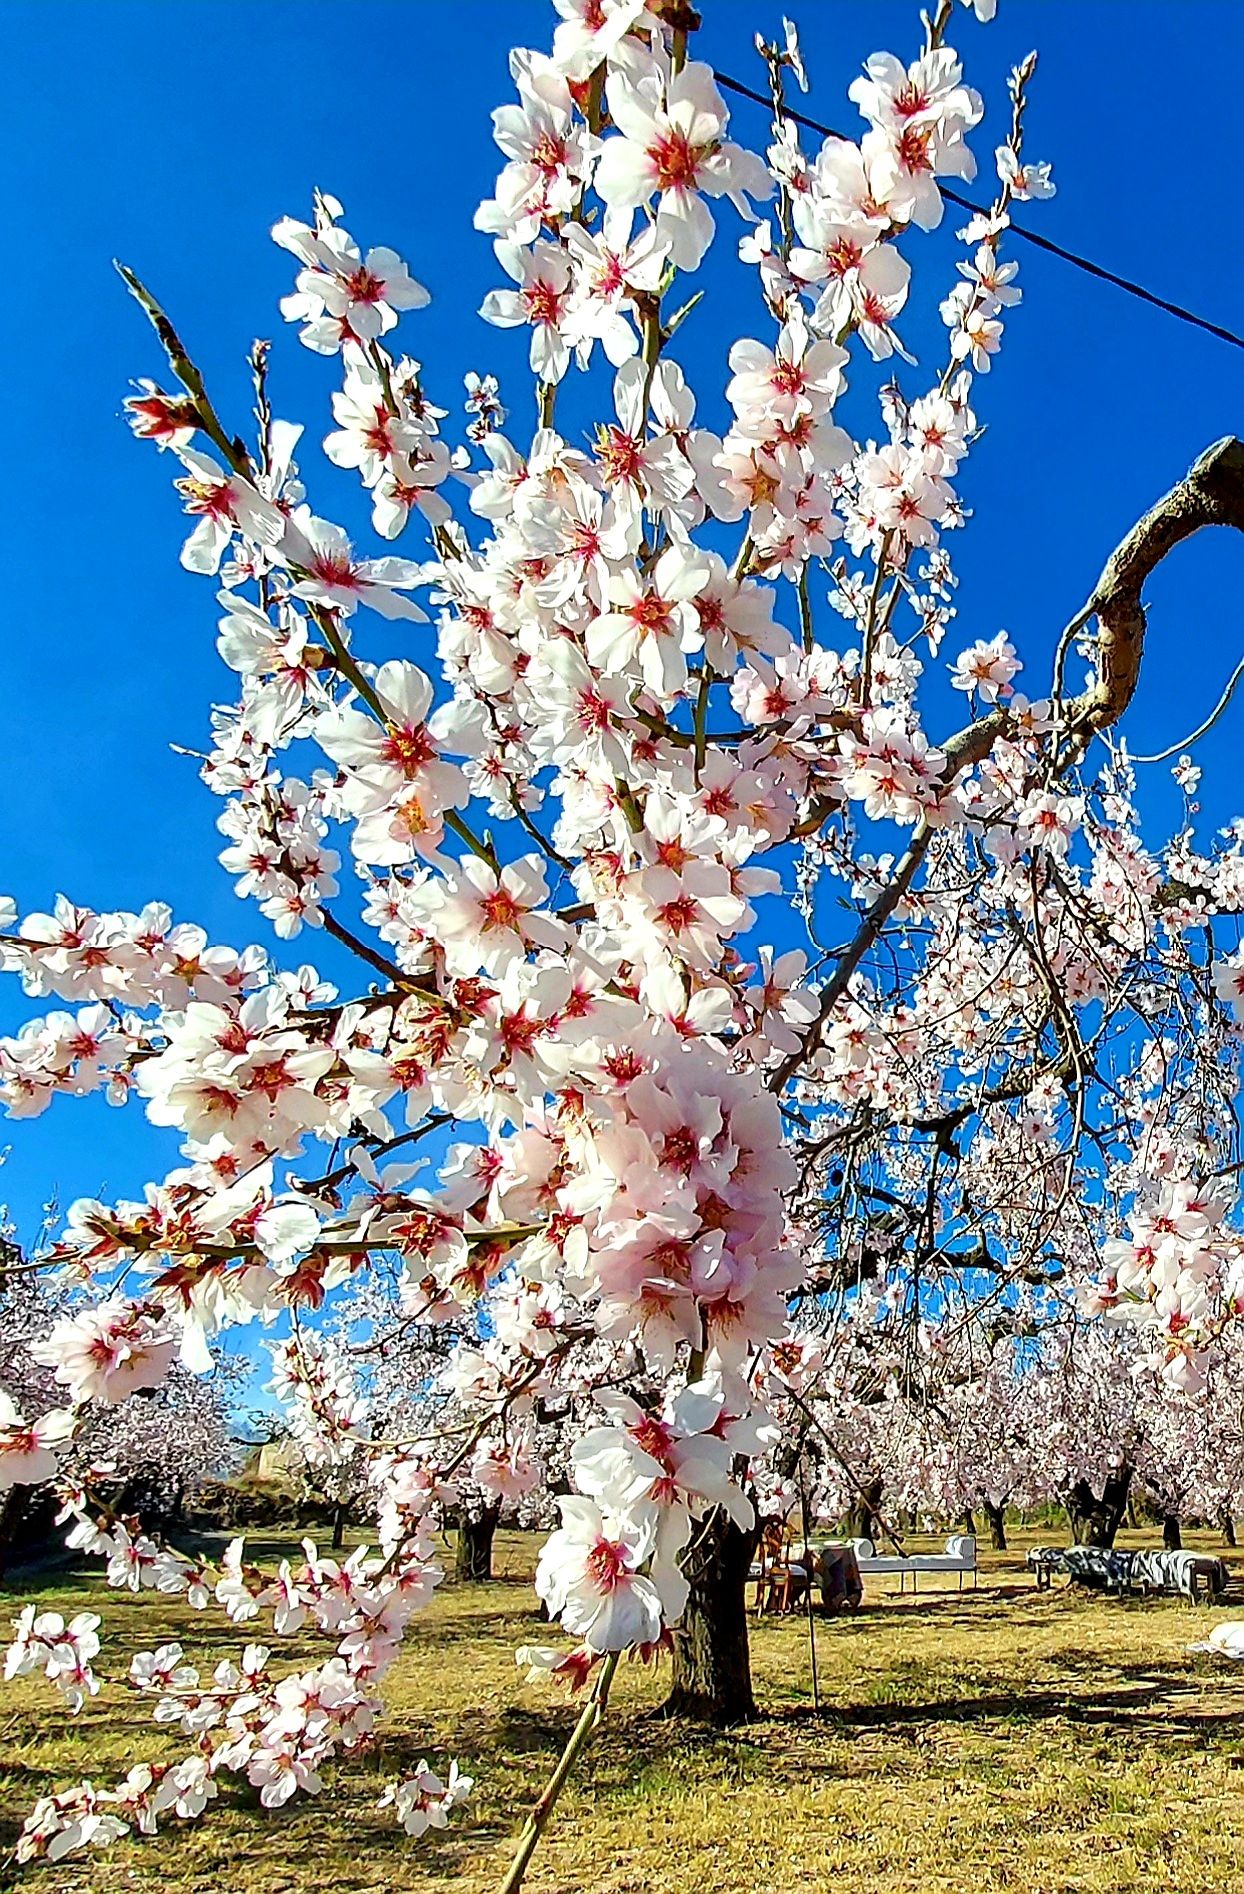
[848,1534,977,1592]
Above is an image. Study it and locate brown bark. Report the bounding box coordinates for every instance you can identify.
[1222,1513,1237,1548]
[1067,1465,1134,1547]
[0,1486,25,1583]
[1162,1513,1183,1551]
[455,1506,499,1582]
[1071,437,1244,737]
[661,1512,759,1726]
[984,1501,1008,1551]
[846,1478,884,1545]
[943,437,1244,780]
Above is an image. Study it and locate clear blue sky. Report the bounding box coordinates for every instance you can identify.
[3,0,1244,1244]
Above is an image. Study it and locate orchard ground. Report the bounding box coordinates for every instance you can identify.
[6,1527,1244,1894]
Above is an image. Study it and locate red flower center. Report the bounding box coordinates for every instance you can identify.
[382,724,436,776]
[524,280,566,326]
[826,237,863,277]
[649,129,706,192]
[893,82,930,120]
[596,425,643,485]
[630,1416,675,1465]
[661,1126,700,1171]
[310,551,360,589]
[530,132,567,176]
[657,895,700,937]
[897,126,934,175]
[628,591,673,633]
[480,888,525,931]
[655,836,691,872]
[345,265,387,305]
[179,477,236,522]
[585,1537,630,1591]
[578,688,614,733]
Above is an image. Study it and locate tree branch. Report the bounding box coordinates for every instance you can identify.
[1073,434,1244,736]
[942,436,1244,779]
[498,1652,620,1894]
[782,439,1244,1091]
[770,820,930,1092]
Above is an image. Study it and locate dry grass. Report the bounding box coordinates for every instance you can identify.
[5,1525,1244,1894]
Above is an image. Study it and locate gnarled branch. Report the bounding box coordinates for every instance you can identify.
[1074,434,1244,735]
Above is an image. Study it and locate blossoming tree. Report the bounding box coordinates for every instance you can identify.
[0,1234,239,1561]
[6,0,1244,1880]
[780,1296,1244,1552]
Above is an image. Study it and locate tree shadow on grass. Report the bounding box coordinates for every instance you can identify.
[788,1671,1244,1741]
[10,1673,1237,1887]
[404,1602,546,1651]
[840,1583,1043,1621]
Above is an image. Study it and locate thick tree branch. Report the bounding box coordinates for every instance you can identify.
[1073,434,1244,735]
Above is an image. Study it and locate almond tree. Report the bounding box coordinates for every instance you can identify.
[0,1234,239,1569]
[995,1320,1244,1548]
[838,1314,1244,1551]
[5,0,1244,1881]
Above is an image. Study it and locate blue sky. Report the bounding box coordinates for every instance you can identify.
[3,0,1244,1246]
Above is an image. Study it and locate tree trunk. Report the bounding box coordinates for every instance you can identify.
[962,1508,977,1536]
[1222,1513,1237,1548]
[846,1479,884,1544]
[984,1501,1008,1551]
[1162,1513,1182,1550]
[1067,1465,1134,1547]
[661,1512,758,1726]
[331,1500,347,1551]
[455,1507,499,1582]
[0,1486,25,1583]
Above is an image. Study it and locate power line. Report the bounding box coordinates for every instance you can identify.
[715,71,1244,355]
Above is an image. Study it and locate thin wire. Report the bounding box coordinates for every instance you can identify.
[714,71,1244,355]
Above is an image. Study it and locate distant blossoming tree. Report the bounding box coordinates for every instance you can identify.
[0,1229,239,1563]
[773,1291,1244,1553]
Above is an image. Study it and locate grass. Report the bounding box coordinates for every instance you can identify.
[5,1525,1244,1893]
